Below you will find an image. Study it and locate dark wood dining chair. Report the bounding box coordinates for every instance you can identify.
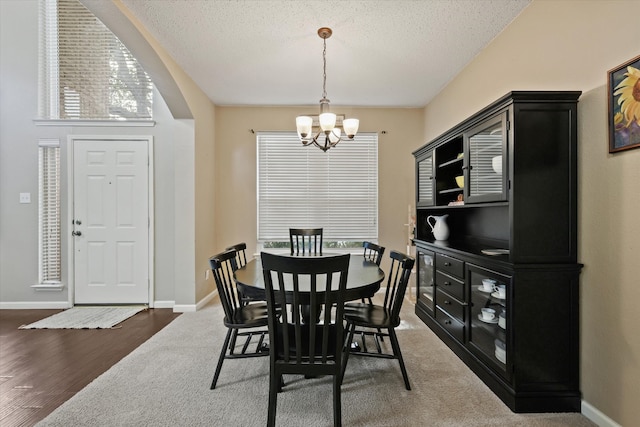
[225,242,254,305]
[261,252,350,427]
[359,241,386,337]
[289,228,323,256]
[225,242,249,269]
[342,250,415,390]
[208,249,269,389]
[363,241,385,266]
[361,241,385,302]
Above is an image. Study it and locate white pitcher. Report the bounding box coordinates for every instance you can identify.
[427,214,449,240]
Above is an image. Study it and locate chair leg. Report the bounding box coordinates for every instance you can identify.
[333,373,342,427]
[363,297,384,341]
[340,322,356,385]
[211,327,233,389]
[389,327,411,390]
[229,328,239,353]
[267,367,279,427]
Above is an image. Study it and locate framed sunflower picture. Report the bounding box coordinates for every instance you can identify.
[608,54,640,153]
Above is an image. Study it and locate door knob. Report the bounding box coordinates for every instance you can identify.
[72,231,82,236]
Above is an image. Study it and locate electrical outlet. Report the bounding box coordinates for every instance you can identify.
[19,193,31,204]
[205,269,210,280]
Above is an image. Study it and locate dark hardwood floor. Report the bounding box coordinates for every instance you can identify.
[0,308,181,427]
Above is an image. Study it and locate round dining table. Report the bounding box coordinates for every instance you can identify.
[234,253,385,303]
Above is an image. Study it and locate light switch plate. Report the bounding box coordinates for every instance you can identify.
[19,193,31,204]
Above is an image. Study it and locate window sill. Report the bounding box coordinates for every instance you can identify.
[255,248,363,258]
[33,119,155,127]
[32,283,65,291]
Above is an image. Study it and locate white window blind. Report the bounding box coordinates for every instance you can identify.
[258,132,378,242]
[39,140,61,283]
[39,0,153,120]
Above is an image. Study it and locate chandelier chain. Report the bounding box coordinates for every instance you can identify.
[322,37,327,100]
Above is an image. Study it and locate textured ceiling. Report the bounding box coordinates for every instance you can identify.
[119,0,531,108]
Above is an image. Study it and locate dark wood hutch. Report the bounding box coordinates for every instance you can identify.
[412,91,582,412]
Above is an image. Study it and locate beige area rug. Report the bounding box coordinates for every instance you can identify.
[35,297,595,426]
[19,306,147,329]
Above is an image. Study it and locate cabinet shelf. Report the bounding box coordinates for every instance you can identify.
[438,157,463,168]
[439,187,463,195]
[417,201,509,211]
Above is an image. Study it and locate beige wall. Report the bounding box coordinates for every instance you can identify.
[214,106,424,272]
[423,0,640,425]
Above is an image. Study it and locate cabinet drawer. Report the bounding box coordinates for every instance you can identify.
[436,253,464,278]
[436,271,465,301]
[435,288,465,323]
[435,306,465,342]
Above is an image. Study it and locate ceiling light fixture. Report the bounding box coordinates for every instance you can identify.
[296,27,359,152]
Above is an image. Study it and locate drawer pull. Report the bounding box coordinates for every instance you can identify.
[444,320,452,325]
[444,262,451,266]
[444,300,451,305]
[444,281,451,286]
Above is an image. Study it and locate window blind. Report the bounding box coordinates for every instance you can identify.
[257,132,378,242]
[38,140,61,283]
[39,0,153,120]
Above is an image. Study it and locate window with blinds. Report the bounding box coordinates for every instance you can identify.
[39,0,153,120]
[39,140,61,284]
[257,132,378,246]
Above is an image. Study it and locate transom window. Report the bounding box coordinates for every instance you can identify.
[39,0,153,120]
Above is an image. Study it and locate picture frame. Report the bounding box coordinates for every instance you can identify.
[608,54,640,153]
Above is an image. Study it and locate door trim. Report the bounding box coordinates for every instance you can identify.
[67,135,155,307]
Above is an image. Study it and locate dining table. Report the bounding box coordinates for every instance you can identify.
[234,252,385,305]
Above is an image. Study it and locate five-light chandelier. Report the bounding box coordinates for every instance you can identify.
[296,27,359,152]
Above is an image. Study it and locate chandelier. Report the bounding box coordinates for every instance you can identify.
[296,27,359,152]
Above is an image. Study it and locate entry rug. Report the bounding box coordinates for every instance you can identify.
[19,305,147,329]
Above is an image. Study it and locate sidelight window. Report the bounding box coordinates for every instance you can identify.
[38,140,61,285]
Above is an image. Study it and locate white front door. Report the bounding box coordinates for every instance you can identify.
[72,138,149,304]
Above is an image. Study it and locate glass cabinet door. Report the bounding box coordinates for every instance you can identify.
[464,112,507,203]
[416,151,434,206]
[416,247,435,316]
[467,264,511,379]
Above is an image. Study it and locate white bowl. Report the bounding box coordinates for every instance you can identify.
[492,155,502,174]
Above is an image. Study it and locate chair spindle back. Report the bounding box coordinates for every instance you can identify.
[382,251,415,326]
[209,249,242,319]
[289,228,323,256]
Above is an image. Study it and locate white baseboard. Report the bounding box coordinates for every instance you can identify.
[582,400,622,427]
[172,304,196,312]
[0,294,217,312]
[0,301,71,309]
[152,300,175,309]
[171,289,218,313]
